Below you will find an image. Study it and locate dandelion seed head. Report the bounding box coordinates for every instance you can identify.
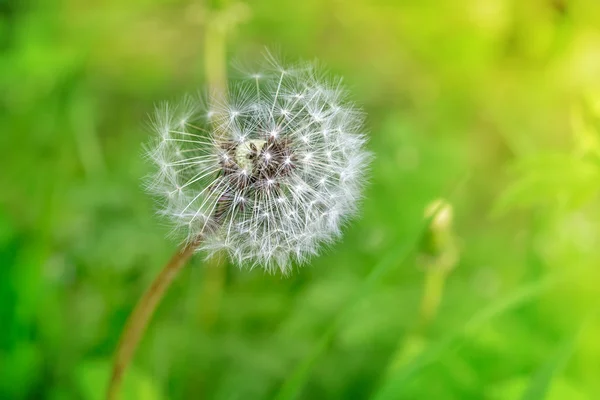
[146,53,371,274]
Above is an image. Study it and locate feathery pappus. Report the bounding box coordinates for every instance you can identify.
[146,53,371,273]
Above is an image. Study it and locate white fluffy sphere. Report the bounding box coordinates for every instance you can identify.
[146,54,371,273]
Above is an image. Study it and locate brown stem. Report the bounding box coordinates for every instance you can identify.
[106,236,202,400]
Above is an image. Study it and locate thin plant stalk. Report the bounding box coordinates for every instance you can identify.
[204,16,228,102]
[198,23,227,328]
[197,6,235,328]
[418,267,448,329]
[106,236,202,400]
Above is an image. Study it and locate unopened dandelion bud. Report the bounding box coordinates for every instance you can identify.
[419,198,458,271]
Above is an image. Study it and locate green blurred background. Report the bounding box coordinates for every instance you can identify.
[3,0,600,399]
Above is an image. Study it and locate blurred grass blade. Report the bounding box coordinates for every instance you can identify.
[519,317,588,400]
[371,272,575,400]
[274,228,424,400]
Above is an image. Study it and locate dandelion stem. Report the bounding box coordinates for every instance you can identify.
[106,236,202,400]
[419,267,447,328]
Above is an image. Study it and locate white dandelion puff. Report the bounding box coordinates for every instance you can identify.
[145,54,371,274]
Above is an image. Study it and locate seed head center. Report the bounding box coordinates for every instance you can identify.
[235,139,267,172]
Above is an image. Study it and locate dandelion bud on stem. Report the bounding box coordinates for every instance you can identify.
[418,199,459,327]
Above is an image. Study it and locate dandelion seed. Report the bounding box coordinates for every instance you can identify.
[146,53,371,273]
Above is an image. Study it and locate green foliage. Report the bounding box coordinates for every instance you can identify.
[2,0,600,399]
[78,360,164,400]
[519,326,581,400]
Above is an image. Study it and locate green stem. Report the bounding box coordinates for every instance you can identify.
[196,7,230,329]
[419,267,448,329]
[204,15,228,103]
